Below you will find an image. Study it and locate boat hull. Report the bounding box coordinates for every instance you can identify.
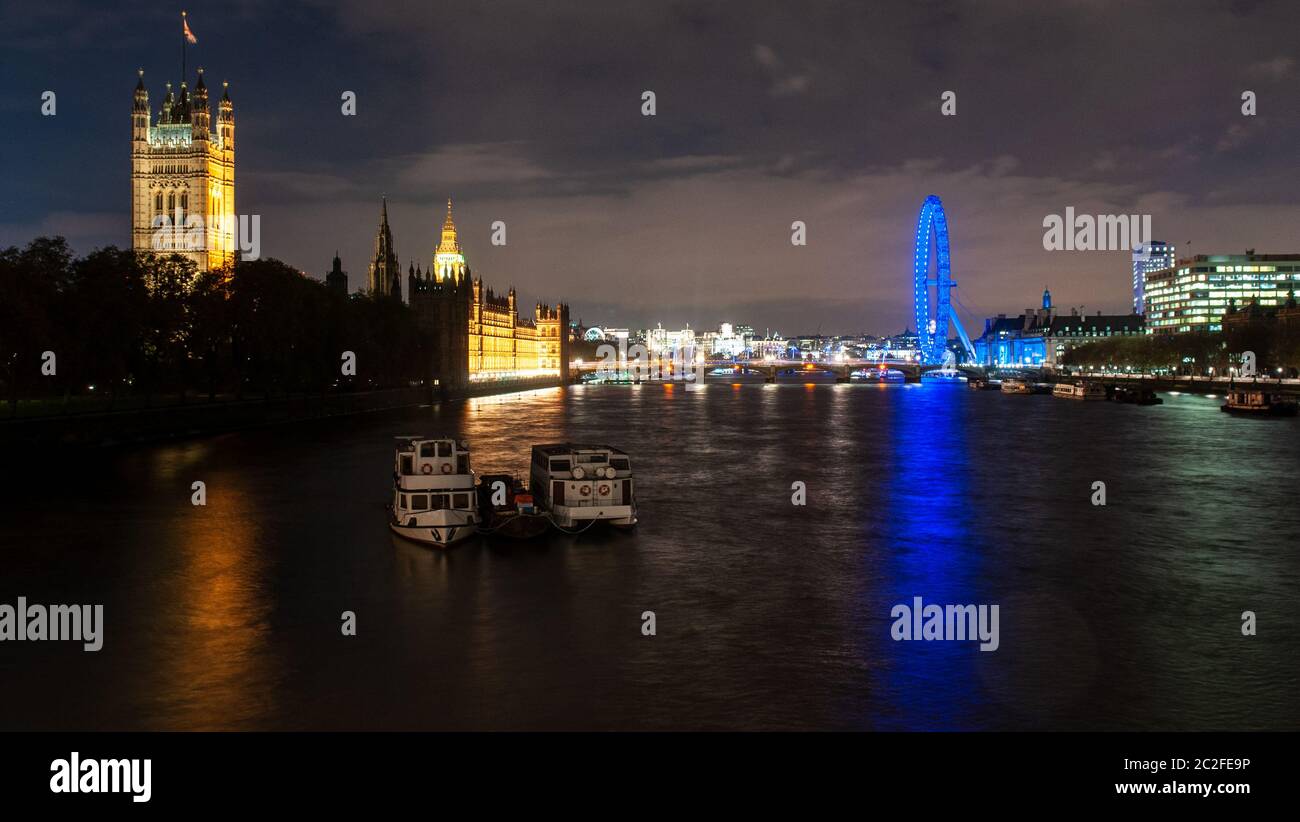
[483,512,552,539]
[388,521,476,547]
[1221,403,1298,417]
[551,504,637,529]
[388,508,480,548]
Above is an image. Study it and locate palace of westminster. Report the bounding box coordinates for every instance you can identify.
[130,69,569,389]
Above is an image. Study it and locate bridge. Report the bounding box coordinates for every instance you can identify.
[569,358,983,383]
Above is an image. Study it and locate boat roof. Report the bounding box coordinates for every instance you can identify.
[531,443,629,458]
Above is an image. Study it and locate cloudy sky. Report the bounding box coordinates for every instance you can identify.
[1,0,1297,334]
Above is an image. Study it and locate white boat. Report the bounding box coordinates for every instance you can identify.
[388,436,481,547]
[528,444,637,530]
[1052,382,1106,400]
[852,367,905,383]
[1000,379,1032,394]
[922,367,967,383]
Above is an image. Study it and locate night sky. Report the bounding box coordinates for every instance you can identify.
[1,0,1297,334]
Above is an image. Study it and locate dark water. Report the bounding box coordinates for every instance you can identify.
[2,382,1298,730]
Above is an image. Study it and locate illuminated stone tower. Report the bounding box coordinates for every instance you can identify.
[367,198,401,298]
[432,198,468,283]
[131,68,235,271]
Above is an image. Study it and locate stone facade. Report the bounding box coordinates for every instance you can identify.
[131,69,235,272]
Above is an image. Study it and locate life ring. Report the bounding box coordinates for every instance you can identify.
[572,466,586,480]
[421,464,433,475]
[580,485,591,496]
[598,484,610,496]
[441,463,453,474]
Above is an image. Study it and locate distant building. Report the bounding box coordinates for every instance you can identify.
[325,253,348,295]
[704,323,746,358]
[1221,289,1300,334]
[367,198,402,298]
[647,324,695,358]
[1131,241,1175,315]
[973,289,1143,367]
[370,197,570,389]
[752,333,786,359]
[1144,252,1300,333]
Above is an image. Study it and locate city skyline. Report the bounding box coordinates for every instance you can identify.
[2,1,1298,334]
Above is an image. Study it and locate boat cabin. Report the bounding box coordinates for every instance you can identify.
[395,438,470,479]
[529,444,635,513]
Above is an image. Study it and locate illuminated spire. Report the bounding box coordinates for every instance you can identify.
[438,197,459,254]
[433,195,466,283]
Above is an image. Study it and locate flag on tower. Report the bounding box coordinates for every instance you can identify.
[183,12,197,44]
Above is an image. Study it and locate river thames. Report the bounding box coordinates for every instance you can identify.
[1,382,1297,730]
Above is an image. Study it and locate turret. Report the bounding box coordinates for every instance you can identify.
[191,69,210,143]
[160,82,175,125]
[132,69,149,142]
[217,81,234,149]
[175,81,191,123]
[326,252,348,295]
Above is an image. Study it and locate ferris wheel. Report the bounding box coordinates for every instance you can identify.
[912,195,976,365]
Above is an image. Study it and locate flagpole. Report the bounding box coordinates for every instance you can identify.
[182,11,187,84]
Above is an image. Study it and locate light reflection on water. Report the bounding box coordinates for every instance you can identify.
[0,385,1297,730]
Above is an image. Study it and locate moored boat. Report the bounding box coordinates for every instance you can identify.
[1000,378,1032,395]
[852,367,905,384]
[1220,390,1298,417]
[1112,386,1163,405]
[529,444,637,530]
[388,436,481,547]
[476,473,551,539]
[922,367,967,383]
[1052,382,1106,401]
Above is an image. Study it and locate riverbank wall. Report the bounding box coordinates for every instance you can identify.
[1,376,565,448]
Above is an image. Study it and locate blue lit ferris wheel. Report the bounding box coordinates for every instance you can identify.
[912,195,976,365]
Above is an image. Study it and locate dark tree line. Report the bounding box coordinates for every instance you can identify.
[1060,321,1300,376]
[1,237,430,414]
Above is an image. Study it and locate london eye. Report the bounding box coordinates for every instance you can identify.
[912,195,976,365]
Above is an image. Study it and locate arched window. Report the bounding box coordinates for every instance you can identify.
[155,193,163,211]
[180,192,188,210]
[167,192,175,212]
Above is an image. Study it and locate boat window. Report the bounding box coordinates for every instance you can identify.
[400,455,414,475]
[457,455,468,473]
[429,494,448,510]
[589,454,607,463]
[453,493,470,509]
[437,442,452,457]
[610,458,630,471]
[419,442,436,458]
[411,494,429,510]
[400,494,408,508]
[550,459,571,472]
